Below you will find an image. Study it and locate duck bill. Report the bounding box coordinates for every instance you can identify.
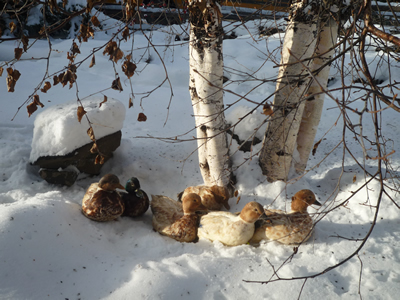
[259,213,270,221]
[313,199,322,206]
[117,183,126,190]
[196,203,208,212]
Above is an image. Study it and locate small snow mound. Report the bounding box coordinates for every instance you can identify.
[29,97,125,163]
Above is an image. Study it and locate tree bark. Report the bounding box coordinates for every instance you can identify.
[295,16,339,173]
[259,1,320,182]
[188,0,232,191]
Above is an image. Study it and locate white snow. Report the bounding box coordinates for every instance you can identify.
[1,6,400,300]
[29,97,125,163]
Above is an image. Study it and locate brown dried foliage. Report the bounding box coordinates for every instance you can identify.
[99,95,108,108]
[103,41,124,63]
[138,112,147,122]
[111,77,123,91]
[122,60,136,78]
[27,94,44,117]
[40,81,52,93]
[77,106,87,122]
[6,68,21,92]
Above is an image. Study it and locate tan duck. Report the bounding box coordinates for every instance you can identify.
[151,193,207,243]
[81,174,125,222]
[120,177,149,217]
[179,185,230,211]
[197,201,265,246]
[250,189,321,245]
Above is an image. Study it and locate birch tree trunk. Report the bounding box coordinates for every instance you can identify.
[188,0,232,191]
[295,15,339,173]
[259,0,320,182]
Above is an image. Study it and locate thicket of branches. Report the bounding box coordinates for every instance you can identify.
[1,0,400,298]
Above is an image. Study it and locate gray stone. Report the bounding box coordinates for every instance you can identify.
[32,131,122,185]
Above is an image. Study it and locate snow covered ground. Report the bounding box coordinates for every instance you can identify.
[1,7,400,300]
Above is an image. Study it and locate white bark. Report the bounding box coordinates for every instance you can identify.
[295,17,339,173]
[188,0,232,189]
[259,2,319,182]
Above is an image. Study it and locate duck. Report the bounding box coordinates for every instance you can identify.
[120,177,149,217]
[250,189,322,245]
[197,201,265,246]
[178,185,231,211]
[81,173,125,222]
[151,193,207,243]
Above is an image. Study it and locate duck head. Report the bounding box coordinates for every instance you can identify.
[240,201,265,223]
[182,193,207,214]
[291,189,321,213]
[209,185,231,210]
[125,177,144,196]
[98,174,125,191]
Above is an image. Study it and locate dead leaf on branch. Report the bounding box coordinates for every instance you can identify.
[9,22,16,33]
[262,103,273,116]
[77,106,87,122]
[71,42,80,55]
[111,77,123,91]
[103,41,124,63]
[87,127,95,141]
[95,154,105,165]
[138,112,147,122]
[89,55,95,68]
[99,95,107,108]
[128,97,133,108]
[122,60,136,78]
[27,95,44,117]
[122,27,130,41]
[6,67,21,92]
[40,81,51,93]
[352,175,357,183]
[0,67,3,77]
[14,48,23,60]
[312,139,322,156]
[53,74,60,86]
[90,142,98,153]
[91,16,100,27]
[21,35,29,52]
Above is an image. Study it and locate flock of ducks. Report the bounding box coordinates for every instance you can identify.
[81,174,322,246]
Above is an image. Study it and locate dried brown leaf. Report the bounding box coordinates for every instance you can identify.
[33,94,44,107]
[9,22,16,33]
[236,196,241,204]
[14,48,23,60]
[21,35,29,52]
[128,97,133,108]
[53,74,60,86]
[234,190,239,197]
[71,42,80,55]
[40,81,51,93]
[27,102,38,117]
[352,174,357,183]
[90,142,98,153]
[99,95,107,108]
[312,139,322,156]
[77,106,86,123]
[6,68,21,92]
[137,112,147,122]
[89,55,95,68]
[87,127,95,141]
[262,103,273,116]
[122,27,130,41]
[111,77,123,91]
[91,15,100,27]
[122,60,136,78]
[0,67,3,77]
[94,154,105,165]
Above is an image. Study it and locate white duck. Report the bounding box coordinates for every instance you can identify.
[198,201,265,246]
[250,189,321,245]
